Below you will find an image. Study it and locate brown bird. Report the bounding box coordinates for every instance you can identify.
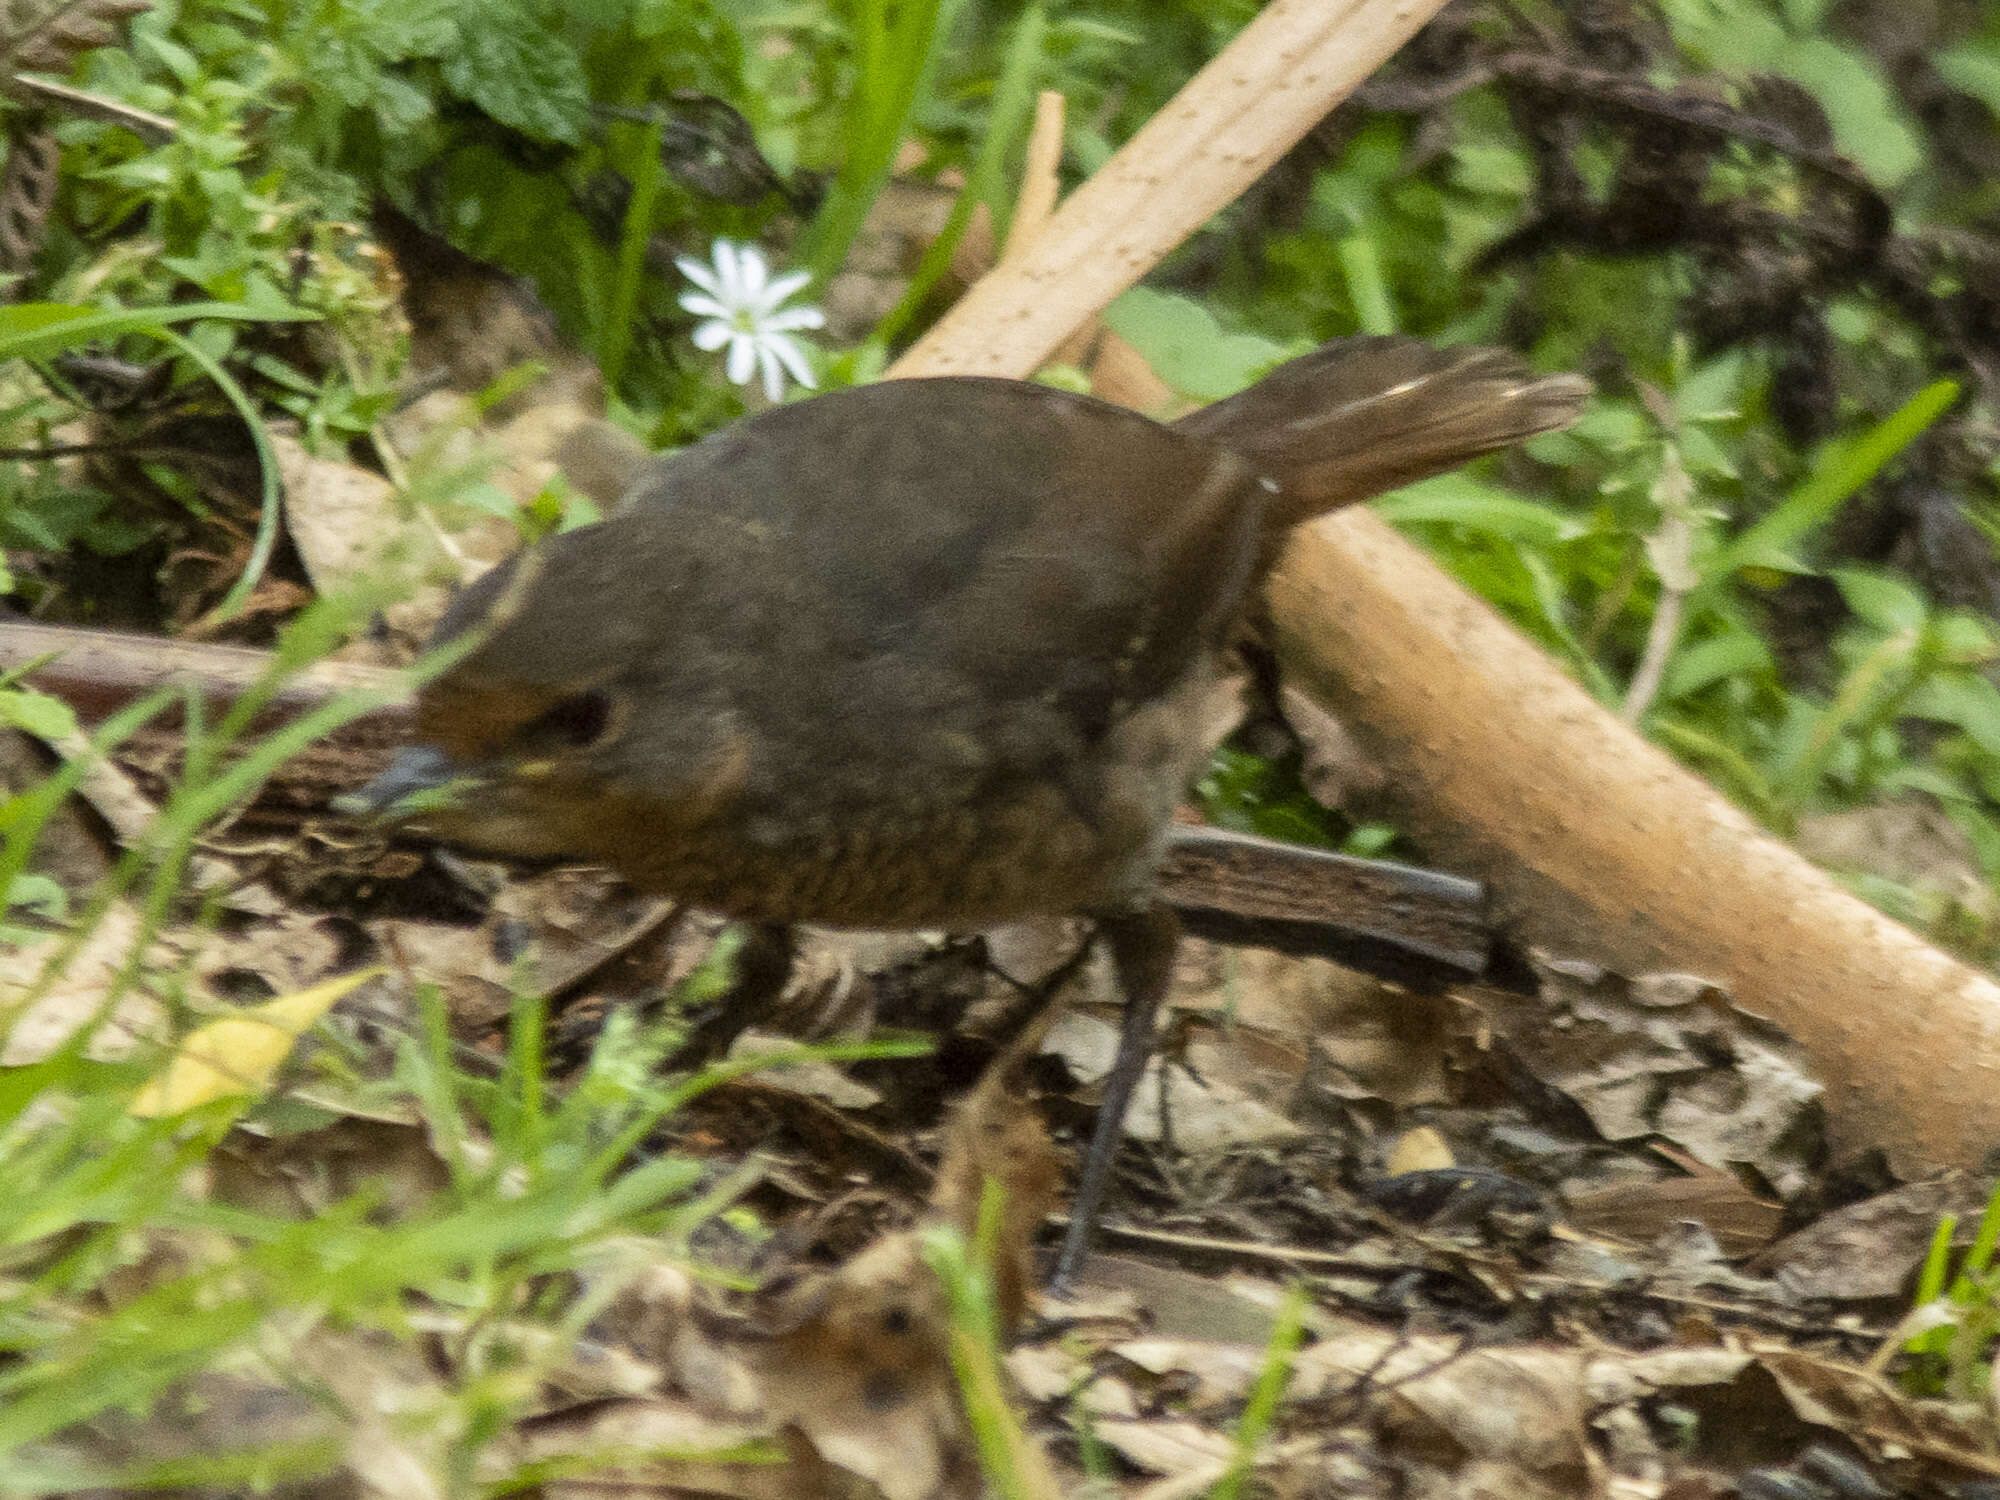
[351,338,1588,1284]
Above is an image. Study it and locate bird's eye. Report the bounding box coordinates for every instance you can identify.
[522,689,615,750]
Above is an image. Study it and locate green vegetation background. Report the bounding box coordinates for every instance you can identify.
[5,0,2000,1480]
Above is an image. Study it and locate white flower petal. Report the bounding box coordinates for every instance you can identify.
[685,239,823,389]
[759,268,812,308]
[676,255,721,297]
[767,332,817,391]
[724,331,757,386]
[734,243,771,299]
[756,343,787,403]
[761,304,826,332]
[712,240,744,304]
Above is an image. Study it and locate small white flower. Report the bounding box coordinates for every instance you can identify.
[676,239,826,402]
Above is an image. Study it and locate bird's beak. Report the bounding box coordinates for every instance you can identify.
[335,745,480,822]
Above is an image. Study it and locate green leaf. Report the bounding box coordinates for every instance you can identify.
[1101,287,1294,402]
[1335,235,1397,335]
[1,689,80,740]
[1882,763,1971,803]
[1672,352,1745,423]
[796,0,952,280]
[1711,379,1959,590]
[1680,7,1787,69]
[139,29,203,85]
[1661,633,1774,700]
[439,5,590,144]
[1568,401,1647,450]
[3,872,65,920]
[1907,673,2000,757]
[452,482,521,518]
[869,3,1048,347]
[1932,612,1998,665]
[1774,38,1921,188]
[1448,141,1533,198]
[3,487,108,551]
[1374,475,1585,544]
[1935,45,2000,118]
[599,115,667,386]
[560,0,638,25]
[373,0,460,58]
[0,303,101,339]
[1677,424,1737,480]
[1676,19,1916,186]
[1343,824,1398,858]
[1831,568,1928,634]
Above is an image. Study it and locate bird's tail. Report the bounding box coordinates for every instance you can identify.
[1172,337,1591,527]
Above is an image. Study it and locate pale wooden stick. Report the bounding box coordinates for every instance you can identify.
[882,0,2000,1173]
[986,89,1171,406]
[889,0,1448,379]
[1268,518,2000,1175]
[1002,91,1067,263]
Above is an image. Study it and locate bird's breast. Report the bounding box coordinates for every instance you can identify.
[598,662,1223,929]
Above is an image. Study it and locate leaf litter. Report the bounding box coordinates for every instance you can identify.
[8,586,1996,1497]
[8,211,2000,1500]
[14,825,1999,1498]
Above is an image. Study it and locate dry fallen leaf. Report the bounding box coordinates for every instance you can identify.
[1387,1125,1456,1176]
[1044,1008,1302,1154]
[3,902,171,1065]
[1754,1174,1980,1302]
[1478,960,1823,1198]
[130,967,380,1116]
[1561,1171,1785,1258]
[1294,1331,1589,1482]
[541,1052,1067,1500]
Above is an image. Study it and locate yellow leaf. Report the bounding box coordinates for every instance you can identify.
[129,968,382,1118]
[1385,1125,1455,1175]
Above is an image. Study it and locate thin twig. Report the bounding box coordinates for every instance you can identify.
[1001,91,1065,263]
[8,76,176,144]
[1621,442,1695,725]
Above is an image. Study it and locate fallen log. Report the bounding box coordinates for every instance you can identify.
[0,619,1500,995]
[888,0,2000,1173]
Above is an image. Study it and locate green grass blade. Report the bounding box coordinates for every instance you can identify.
[1210,1283,1308,1500]
[1910,1212,1959,1361]
[0,301,306,362]
[150,326,283,624]
[800,0,956,282]
[1712,378,1959,584]
[872,3,1047,348]
[600,116,668,389]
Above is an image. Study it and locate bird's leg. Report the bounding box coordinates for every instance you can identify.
[1050,902,1181,1290]
[965,928,1098,1056]
[665,921,796,1067]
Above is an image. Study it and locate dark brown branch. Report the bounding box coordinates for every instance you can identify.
[0,619,1501,991]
